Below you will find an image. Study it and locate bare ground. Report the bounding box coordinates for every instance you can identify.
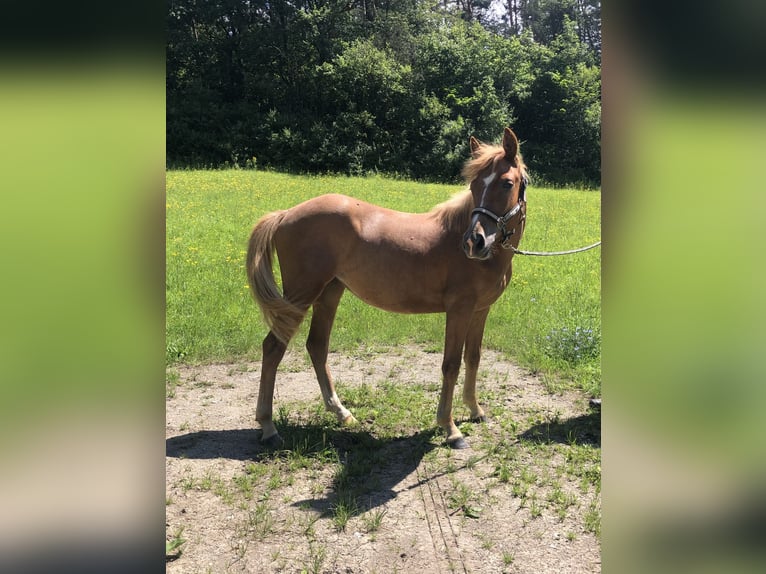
[166,347,600,573]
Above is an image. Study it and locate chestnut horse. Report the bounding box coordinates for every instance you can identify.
[247,127,528,449]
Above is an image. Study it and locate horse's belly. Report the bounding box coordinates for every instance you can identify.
[338,271,446,315]
[353,293,444,314]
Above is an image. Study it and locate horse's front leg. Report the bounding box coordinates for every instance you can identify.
[463,307,490,422]
[437,307,473,449]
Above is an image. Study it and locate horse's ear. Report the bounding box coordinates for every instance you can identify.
[469,136,481,158]
[502,127,519,160]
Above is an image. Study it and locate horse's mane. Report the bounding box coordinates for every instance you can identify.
[430,190,474,232]
[430,141,528,232]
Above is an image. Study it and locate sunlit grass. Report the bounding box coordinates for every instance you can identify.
[166,169,600,394]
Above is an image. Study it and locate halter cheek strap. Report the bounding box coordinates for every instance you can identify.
[519,175,528,202]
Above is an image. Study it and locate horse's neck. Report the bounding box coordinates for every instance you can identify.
[483,246,515,277]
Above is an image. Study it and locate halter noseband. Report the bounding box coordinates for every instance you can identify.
[470,175,528,248]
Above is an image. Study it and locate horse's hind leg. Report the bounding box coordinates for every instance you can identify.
[257,331,291,447]
[306,279,356,426]
[462,308,490,423]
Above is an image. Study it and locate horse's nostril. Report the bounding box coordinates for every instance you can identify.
[473,233,485,252]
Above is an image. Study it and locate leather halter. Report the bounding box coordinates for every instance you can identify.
[470,175,528,248]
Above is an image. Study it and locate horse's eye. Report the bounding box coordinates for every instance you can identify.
[502,180,513,189]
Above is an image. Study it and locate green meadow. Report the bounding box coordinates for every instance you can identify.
[166,170,601,396]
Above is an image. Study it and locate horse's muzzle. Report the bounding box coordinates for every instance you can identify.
[462,227,495,260]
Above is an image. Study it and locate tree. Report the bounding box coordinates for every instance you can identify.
[311,39,416,173]
[574,0,600,61]
[514,18,600,184]
[166,0,601,186]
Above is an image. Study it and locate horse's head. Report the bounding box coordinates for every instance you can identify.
[462,127,528,261]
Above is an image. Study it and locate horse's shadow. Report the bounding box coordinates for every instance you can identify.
[166,428,264,460]
[166,422,441,516]
[166,408,599,519]
[517,409,600,446]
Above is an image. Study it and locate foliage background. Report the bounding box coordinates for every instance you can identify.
[167,0,601,186]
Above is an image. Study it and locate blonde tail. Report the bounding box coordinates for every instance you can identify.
[246,211,304,343]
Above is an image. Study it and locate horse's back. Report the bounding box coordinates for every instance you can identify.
[279,193,356,213]
[282,193,399,221]
[272,193,466,313]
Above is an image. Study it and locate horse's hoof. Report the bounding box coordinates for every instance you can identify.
[471,415,488,423]
[341,415,359,427]
[448,437,469,450]
[261,433,284,449]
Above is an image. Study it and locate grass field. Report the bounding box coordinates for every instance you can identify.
[166,170,601,396]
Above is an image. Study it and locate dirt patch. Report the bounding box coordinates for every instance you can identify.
[166,346,600,573]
